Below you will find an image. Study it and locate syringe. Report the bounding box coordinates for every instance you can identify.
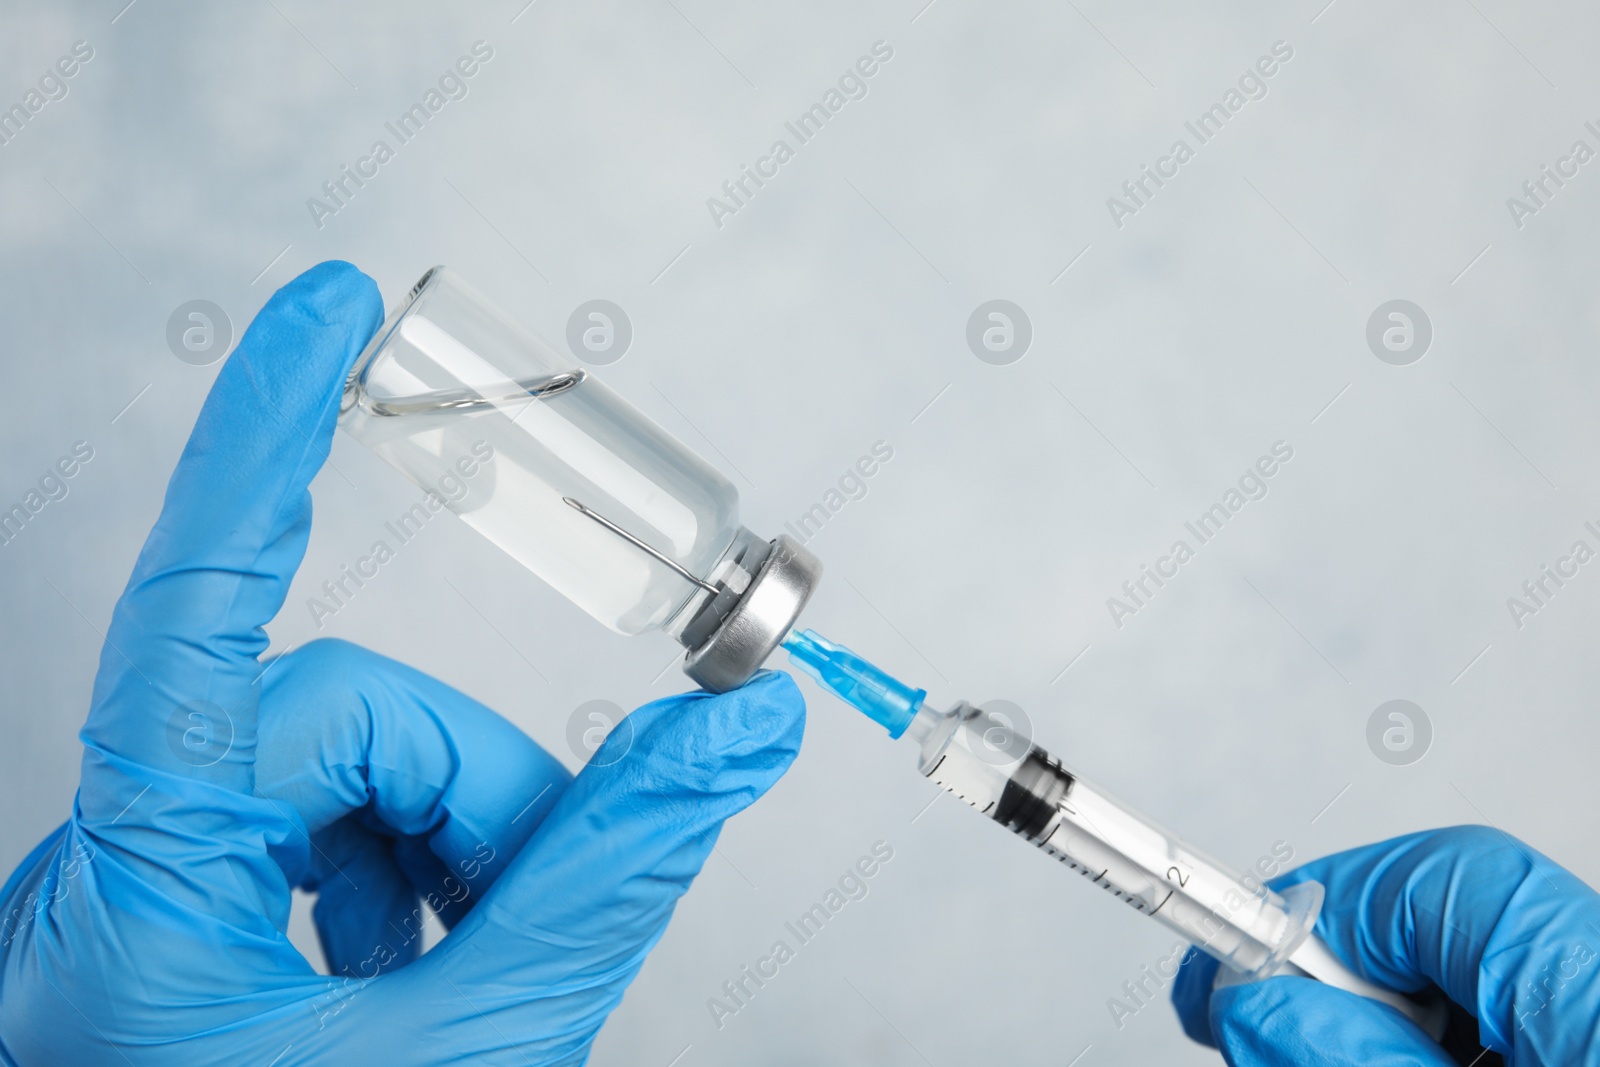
[782,629,1446,1037]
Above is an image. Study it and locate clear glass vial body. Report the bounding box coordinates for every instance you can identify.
[339,267,752,638]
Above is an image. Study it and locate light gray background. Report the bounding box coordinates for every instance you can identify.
[2,1,1596,1063]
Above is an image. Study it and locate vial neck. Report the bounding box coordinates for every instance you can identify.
[666,527,769,649]
[678,532,824,693]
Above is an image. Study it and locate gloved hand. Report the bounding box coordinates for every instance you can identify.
[1170,825,1600,1066]
[0,261,806,1066]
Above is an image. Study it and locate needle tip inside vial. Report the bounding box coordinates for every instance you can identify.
[564,495,719,594]
[781,629,925,738]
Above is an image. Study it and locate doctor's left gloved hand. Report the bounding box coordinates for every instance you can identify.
[0,261,806,1066]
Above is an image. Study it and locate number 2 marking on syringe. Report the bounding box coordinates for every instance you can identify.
[1151,866,1189,916]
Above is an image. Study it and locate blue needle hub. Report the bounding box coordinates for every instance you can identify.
[781,628,925,738]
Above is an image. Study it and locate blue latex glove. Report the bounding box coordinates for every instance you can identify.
[0,262,805,1065]
[1171,825,1600,1066]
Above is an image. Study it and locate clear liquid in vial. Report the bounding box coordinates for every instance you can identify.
[341,372,741,636]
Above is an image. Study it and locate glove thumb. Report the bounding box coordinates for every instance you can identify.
[383,671,804,1061]
[1209,976,1457,1067]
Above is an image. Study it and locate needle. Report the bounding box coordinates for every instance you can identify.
[563,496,719,594]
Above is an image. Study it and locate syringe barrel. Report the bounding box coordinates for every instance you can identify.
[917,703,1317,979]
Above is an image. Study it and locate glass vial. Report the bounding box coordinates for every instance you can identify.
[339,267,820,690]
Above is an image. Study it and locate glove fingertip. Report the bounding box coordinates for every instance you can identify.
[278,259,383,331]
[698,670,805,792]
[630,669,803,763]
[579,670,805,832]
[241,261,383,388]
[716,668,806,750]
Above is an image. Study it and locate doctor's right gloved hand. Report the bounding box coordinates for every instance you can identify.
[1170,825,1600,1066]
[0,261,807,1066]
